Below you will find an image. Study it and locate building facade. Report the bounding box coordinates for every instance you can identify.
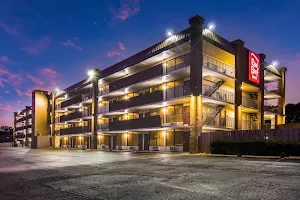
[14,15,287,152]
[13,106,32,147]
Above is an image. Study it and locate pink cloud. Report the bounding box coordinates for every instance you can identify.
[0,22,20,36]
[118,41,126,51]
[21,36,51,55]
[59,39,82,51]
[0,56,9,63]
[41,67,58,78]
[110,0,141,21]
[0,68,22,87]
[26,73,44,86]
[17,100,21,103]
[0,103,12,112]
[107,50,121,57]
[4,90,10,94]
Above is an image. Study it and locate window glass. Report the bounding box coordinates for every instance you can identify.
[175,131,183,146]
[166,130,174,146]
[175,79,184,87]
[166,81,175,89]
[150,131,157,146]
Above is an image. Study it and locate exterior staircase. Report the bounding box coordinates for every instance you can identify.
[203,104,225,125]
[204,79,225,97]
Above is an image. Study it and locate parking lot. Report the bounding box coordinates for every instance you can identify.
[0,147,300,200]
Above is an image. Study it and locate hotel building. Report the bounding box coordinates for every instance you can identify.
[14,15,287,152]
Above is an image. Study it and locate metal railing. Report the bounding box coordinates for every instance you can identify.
[241,120,260,130]
[202,85,235,103]
[164,113,190,125]
[98,103,109,114]
[166,84,190,100]
[166,62,187,73]
[264,105,283,115]
[242,96,259,109]
[97,123,109,131]
[202,113,235,129]
[203,55,235,78]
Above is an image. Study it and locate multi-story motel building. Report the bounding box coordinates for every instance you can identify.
[13,106,33,147]
[14,15,286,152]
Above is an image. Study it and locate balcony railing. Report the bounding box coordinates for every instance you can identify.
[109,115,161,131]
[60,126,91,136]
[164,113,190,125]
[166,83,190,100]
[202,113,235,129]
[61,95,83,108]
[55,103,62,110]
[202,85,235,103]
[166,62,187,73]
[97,103,109,114]
[60,111,83,122]
[109,90,163,112]
[97,123,109,131]
[264,105,283,115]
[15,133,25,139]
[83,92,92,101]
[109,64,163,92]
[241,120,259,130]
[242,96,259,109]
[203,55,235,78]
[16,117,26,123]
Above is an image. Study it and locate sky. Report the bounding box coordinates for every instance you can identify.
[0,0,300,126]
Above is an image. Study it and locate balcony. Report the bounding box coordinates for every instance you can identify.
[109,64,163,92]
[15,126,25,131]
[203,55,235,78]
[60,126,91,136]
[163,113,190,126]
[60,111,83,122]
[203,85,235,103]
[97,123,109,131]
[241,120,259,130]
[61,95,82,108]
[242,96,259,109]
[109,90,163,112]
[83,92,92,101]
[15,133,25,139]
[203,113,235,129]
[109,115,161,131]
[264,105,283,115]
[166,83,190,100]
[97,103,109,114]
[26,134,32,138]
[16,117,26,123]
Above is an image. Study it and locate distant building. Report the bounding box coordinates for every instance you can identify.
[13,107,32,147]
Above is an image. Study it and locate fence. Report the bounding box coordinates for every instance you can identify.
[199,128,300,153]
[0,142,13,147]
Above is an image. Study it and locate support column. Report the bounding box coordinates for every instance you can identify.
[259,53,266,129]
[278,67,287,125]
[189,15,204,154]
[189,95,202,153]
[91,78,99,150]
[232,39,245,130]
[50,93,56,148]
[91,69,100,150]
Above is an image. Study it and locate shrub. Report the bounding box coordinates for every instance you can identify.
[210,140,300,156]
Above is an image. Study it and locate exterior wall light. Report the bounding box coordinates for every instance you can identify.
[88,70,95,77]
[208,23,215,31]
[167,31,173,37]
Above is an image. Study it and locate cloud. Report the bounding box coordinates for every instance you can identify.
[59,39,82,51]
[110,0,141,21]
[21,36,51,55]
[0,22,20,36]
[26,73,44,86]
[107,50,121,57]
[0,103,12,112]
[118,41,125,51]
[73,36,78,40]
[0,56,9,63]
[0,68,23,87]
[41,67,58,78]
[4,90,10,94]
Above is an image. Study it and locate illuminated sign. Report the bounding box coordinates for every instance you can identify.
[249,50,260,84]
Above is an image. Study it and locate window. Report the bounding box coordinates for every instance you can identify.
[166,130,174,146]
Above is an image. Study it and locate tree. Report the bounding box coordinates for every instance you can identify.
[285,103,300,123]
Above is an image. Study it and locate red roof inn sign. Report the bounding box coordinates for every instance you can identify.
[249,50,260,84]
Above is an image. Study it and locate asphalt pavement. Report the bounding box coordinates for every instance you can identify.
[0,147,300,200]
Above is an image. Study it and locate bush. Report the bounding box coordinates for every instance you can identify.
[210,140,300,156]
